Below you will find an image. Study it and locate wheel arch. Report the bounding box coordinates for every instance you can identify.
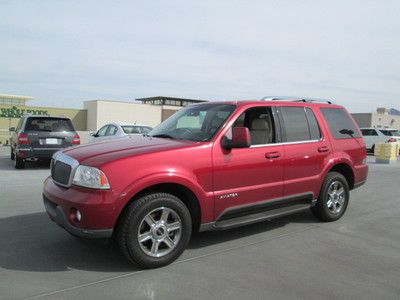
[115,183,202,234]
[327,163,355,190]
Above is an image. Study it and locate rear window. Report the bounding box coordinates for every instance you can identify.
[122,126,141,134]
[25,117,75,132]
[320,108,361,139]
[280,107,321,142]
[361,129,378,136]
[379,130,400,136]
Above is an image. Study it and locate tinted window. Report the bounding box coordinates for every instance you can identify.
[280,107,311,142]
[361,129,378,136]
[25,117,74,132]
[320,108,361,139]
[305,108,322,140]
[379,130,400,136]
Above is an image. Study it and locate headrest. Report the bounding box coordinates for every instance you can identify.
[251,119,269,130]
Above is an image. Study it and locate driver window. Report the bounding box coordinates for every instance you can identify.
[97,125,108,137]
[226,106,276,146]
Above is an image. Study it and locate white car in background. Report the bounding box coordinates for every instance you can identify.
[90,123,153,142]
[360,127,400,152]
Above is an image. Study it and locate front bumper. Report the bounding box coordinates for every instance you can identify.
[43,194,113,238]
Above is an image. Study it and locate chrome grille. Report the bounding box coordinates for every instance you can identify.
[51,152,79,187]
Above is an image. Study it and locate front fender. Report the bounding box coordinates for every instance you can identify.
[116,172,214,223]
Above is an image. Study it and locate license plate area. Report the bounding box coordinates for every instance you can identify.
[39,138,60,145]
[46,138,58,144]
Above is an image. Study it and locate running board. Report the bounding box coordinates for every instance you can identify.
[211,203,311,231]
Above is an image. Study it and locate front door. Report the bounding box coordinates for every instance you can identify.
[212,105,284,219]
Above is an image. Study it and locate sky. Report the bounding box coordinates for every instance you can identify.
[1,0,399,112]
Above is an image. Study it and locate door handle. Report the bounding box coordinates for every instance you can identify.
[318,146,329,153]
[265,152,281,159]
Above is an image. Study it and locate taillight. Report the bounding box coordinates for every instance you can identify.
[387,138,397,143]
[72,134,80,145]
[17,133,29,145]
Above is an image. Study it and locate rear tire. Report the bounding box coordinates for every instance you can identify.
[117,192,192,268]
[14,155,25,169]
[311,172,349,222]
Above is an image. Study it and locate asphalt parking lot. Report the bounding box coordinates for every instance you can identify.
[0,146,399,300]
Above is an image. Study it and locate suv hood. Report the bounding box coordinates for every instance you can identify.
[62,135,196,165]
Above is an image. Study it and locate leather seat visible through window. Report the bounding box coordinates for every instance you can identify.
[250,119,270,145]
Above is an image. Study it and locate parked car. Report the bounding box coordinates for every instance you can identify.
[10,115,80,169]
[90,123,153,142]
[43,98,368,268]
[360,127,400,153]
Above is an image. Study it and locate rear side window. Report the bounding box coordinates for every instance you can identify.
[379,130,400,136]
[280,107,321,142]
[25,118,74,132]
[320,108,361,139]
[361,129,378,136]
[305,108,322,140]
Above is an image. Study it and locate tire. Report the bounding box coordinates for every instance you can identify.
[117,192,192,268]
[311,172,349,222]
[371,144,375,155]
[10,147,15,160]
[14,155,25,169]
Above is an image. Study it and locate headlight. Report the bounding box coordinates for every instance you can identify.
[72,165,110,189]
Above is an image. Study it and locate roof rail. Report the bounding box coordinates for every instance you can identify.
[260,96,333,104]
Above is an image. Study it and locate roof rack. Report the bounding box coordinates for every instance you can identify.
[260,96,333,104]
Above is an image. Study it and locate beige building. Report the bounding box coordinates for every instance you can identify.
[0,94,206,144]
[352,108,400,130]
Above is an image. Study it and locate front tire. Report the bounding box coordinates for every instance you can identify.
[117,193,192,268]
[311,172,349,222]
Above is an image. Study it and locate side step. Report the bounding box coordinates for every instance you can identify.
[212,203,311,230]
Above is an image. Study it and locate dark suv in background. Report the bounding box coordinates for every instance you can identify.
[10,115,80,169]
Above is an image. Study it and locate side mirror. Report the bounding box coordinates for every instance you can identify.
[222,127,251,150]
[9,127,15,132]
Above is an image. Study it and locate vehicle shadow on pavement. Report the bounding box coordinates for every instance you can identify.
[188,210,318,249]
[0,212,136,273]
[0,157,50,171]
[0,210,319,272]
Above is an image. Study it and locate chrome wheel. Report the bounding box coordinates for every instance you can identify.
[326,181,345,214]
[137,207,182,258]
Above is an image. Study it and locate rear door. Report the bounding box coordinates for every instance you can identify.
[278,106,331,199]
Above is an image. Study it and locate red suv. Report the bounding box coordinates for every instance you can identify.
[43,98,368,268]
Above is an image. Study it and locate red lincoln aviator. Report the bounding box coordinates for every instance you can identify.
[43,98,368,268]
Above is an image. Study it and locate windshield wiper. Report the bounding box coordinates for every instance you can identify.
[150,134,175,139]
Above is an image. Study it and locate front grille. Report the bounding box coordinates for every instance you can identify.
[52,160,72,185]
[51,152,78,187]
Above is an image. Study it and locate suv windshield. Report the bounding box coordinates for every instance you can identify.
[25,117,75,132]
[149,104,236,141]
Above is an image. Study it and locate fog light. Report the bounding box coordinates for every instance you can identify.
[69,207,82,223]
